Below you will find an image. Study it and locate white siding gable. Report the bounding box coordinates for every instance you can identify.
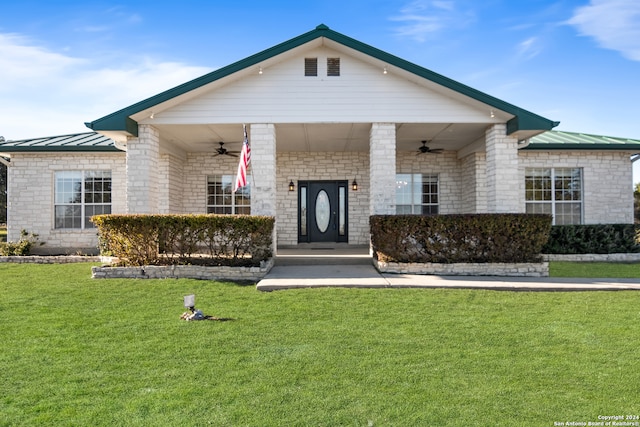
[156,46,491,125]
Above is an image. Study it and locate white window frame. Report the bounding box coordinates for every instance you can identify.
[525,167,583,225]
[206,175,251,215]
[395,173,439,215]
[54,170,112,229]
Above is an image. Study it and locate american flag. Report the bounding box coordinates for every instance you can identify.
[233,124,251,193]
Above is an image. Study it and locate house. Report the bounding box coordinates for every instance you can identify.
[2,24,639,254]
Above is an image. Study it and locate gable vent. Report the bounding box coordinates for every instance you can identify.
[327,57,340,76]
[305,58,318,76]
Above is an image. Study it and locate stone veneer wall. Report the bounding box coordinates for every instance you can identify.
[486,124,520,213]
[91,259,274,281]
[375,260,549,277]
[396,151,464,214]
[459,152,487,213]
[126,125,159,213]
[158,153,186,214]
[518,150,634,224]
[6,152,126,253]
[276,152,369,246]
[181,152,238,214]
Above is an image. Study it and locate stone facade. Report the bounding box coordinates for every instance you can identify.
[276,152,369,246]
[6,152,126,253]
[518,150,634,224]
[5,123,636,254]
[369,123,396,215]
[375,260,549,277]
[91,259,273,281]
[486,124,521,213]
[250,124,277,216]
[127,124,159,213]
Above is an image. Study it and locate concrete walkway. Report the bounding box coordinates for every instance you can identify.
[256,264,640,292]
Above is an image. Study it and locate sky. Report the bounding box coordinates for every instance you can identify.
[1,0,639,182]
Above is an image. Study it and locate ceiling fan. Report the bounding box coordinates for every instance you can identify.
[213,141,239,157]
[417,140,444,155]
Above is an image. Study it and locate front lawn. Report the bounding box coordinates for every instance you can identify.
[551,261,640,278]
[1,263,639,426]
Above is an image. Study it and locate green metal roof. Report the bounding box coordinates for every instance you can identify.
[85,24,558,137]
[0,132,120,152]
[524,130,640,151]
[2,129,637,154]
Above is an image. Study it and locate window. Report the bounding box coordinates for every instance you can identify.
[396,174,439,215]
[304,58,318,76]
[525,168,582,224]
[55,170,111,229]
[327,57,340,76]
[207,175,251,214]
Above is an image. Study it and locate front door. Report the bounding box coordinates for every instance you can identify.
[298,180,348,243]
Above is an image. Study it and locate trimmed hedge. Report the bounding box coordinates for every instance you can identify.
[542,224,640,254]
[370,214,552,263]
[91,214,274,267]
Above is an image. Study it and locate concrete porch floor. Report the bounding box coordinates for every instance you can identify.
[257,245,640,292]
[274,244,371,266]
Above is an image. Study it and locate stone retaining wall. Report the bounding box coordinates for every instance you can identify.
[375,260,549,277]
[91,259,274,282]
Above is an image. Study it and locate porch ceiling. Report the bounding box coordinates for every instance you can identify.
[156,122,488,155]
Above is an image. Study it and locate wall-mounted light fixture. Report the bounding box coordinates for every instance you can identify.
[259,66,263,75]
[383,66,388,74]
[289,180,295,191]
[352,178,358,191]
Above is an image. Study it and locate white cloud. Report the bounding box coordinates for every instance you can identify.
[517,37,542,60]
[0,33,210,140]
[567,0,640,61]
[390,0,474,42]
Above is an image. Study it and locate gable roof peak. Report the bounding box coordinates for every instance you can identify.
[86,24,558,137]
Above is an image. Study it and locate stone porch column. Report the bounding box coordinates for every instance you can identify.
[369,123,396,215]
[126,124,159,213]
[485,124,521,213]
[250,123,277,216]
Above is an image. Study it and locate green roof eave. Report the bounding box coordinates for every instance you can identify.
[522,143,640,151]
[86,24,558,135]
[0,146,122,153]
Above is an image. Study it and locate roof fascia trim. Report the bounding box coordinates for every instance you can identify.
[521,143,640,151]
[86,24,559,135]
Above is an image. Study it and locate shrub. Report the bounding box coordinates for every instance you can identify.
[0,229,41,256]
[91,214,275,267]
[542,224,640,254]
[370,214,552,263]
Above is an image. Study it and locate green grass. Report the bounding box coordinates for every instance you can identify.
[1,263,640,426]
[551,261,640,278]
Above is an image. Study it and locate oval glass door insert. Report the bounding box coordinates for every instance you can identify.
[315,190,330,233]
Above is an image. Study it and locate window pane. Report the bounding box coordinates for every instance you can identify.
[207,174,250,215]
[55,205,81,229]
[395,173,439,215]
[85,204,111,228]
[300,186,307,236]
[339,186,345,236]
[526,203,552,215]
[555,202,581,225]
